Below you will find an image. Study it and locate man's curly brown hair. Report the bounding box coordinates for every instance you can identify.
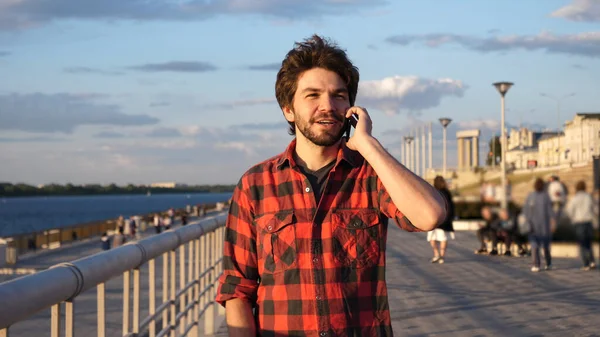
[275,35,360,135]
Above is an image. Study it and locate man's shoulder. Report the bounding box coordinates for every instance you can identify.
[238,151,286,184]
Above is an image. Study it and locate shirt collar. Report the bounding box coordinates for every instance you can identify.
[276,138,362,170]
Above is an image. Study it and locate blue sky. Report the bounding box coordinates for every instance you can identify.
[1,0,599,185]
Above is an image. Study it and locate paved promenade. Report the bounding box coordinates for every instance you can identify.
[216,225,600,337]
[3,222,599,336]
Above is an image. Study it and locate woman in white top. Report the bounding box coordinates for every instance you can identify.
[564,181,597,271]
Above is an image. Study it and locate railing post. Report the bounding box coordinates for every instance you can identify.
[149,259,156,337]
[133,268,141,335]
[65,300,74,337]
[97,283,106,337]
[51,303,61,337]
[179,244,186,335]
[191,238,200,337]
[204,231,215,335]
[217,227,225,316]
[200,235,206,335]
[162,253,169,332]
[170,250,176,337]
[188,240,194,328]
[123,270,130,336]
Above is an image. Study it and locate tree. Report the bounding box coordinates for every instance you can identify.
[487,136,501,166]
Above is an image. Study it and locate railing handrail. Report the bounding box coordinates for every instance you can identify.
[0,213,226,329]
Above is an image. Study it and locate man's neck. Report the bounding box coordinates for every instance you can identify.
[294,136,340,171]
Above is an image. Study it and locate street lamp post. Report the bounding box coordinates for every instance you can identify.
[493,81,514,210]
[438,118,452,178]
[492,133,496,168]
[422,124,426,178]
[400,134,404,166]
[404,136,414,172]
[540,93,575,166]
[428,122,433,172]
[415,128,421,176]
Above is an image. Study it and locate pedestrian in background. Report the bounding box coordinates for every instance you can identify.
[428,176,455,264]
[564,180,597,271]
[523,178,555,272]
[101,232,111,250]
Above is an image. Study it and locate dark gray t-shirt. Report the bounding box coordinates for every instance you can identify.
[298,160,335,205]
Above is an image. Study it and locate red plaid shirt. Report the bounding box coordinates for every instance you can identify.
[216,139,422,336]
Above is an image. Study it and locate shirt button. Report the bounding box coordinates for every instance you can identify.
[305,187,310,192]
[316,295,321,300]
[313,258,319,263]
[267,225,273,231]
[320,332,328,337]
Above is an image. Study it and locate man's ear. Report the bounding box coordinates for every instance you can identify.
[282,106,295,123]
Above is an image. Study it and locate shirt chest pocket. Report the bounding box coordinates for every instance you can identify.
[255,211,297,273]
[331,210,381,269]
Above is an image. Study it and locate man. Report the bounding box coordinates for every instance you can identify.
[474,206,500,255]
[216,35,446,336]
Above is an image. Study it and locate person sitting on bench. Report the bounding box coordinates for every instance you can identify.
[475,206,500,255]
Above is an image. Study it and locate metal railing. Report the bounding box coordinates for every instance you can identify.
[0,213,227,337]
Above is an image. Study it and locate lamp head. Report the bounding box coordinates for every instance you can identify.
[438,118,452,128]
[493,82,514,97]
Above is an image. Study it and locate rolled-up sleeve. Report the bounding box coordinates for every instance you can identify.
[376,177,424,232]
[216,179,259,307]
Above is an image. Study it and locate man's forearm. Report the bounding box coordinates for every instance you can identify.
[225,298,256,337]
[359,137,446,231]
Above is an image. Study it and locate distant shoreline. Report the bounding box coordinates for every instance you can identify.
[0,191,235,198]
[0,184,236,198]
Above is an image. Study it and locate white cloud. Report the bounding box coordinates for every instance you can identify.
[199,98,277,110]
[357,76,467,115]
[0,0,386,31]
[456,119,500,130]
[145,127,183,138]
[386,31,600,58]
[215,141,257,156]
[0,93,159,133]
[551,0,600,22]
[0,130,289,185]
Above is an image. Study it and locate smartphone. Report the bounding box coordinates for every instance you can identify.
[344,113,359,139]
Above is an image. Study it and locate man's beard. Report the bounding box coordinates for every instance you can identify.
[295,113,345,147]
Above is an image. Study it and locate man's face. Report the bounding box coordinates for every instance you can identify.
[283,67,350,147]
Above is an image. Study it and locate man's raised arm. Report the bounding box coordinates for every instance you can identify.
[345,107,446,231]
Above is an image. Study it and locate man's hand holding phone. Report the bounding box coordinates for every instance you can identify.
[344,106,374,152]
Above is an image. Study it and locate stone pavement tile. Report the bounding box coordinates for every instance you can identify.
[386,226,600,337]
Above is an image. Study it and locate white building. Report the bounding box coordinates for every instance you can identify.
[150,182,185,188]
[507,128,540,151]
[537,133,565,167]
[505,128,564,169]
[564,113,600,164]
